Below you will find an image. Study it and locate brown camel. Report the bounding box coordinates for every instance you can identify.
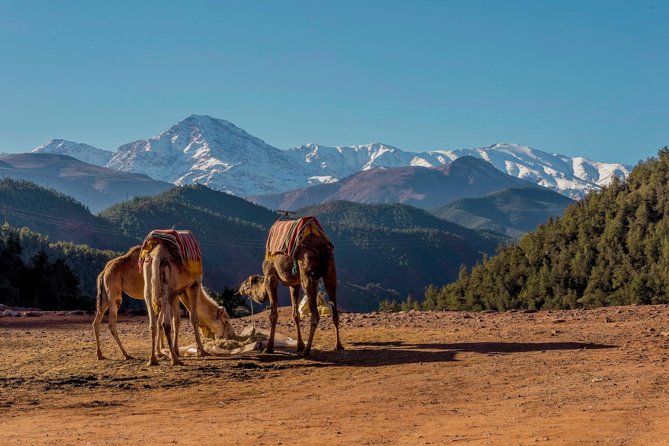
[239,233,342,356]
[143,243,209,366]
[92,246,234,361]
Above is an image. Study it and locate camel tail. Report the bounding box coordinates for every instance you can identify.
[150,255,164,316]
[95,270,107,312]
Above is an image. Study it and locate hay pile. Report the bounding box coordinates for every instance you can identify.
[169,325,297,356]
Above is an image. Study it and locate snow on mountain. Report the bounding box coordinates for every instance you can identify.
[106,115,302,196]
[428,143,631,199]
[285,143,432,181]
[31,139,113,166]
[30,116,630,200]
[285,142,630,199]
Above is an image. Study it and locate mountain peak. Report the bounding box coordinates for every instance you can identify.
[31,139,113,166]
[107,115,295,196]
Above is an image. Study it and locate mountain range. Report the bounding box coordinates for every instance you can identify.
[249,156,533,210]
[29,114,631,200]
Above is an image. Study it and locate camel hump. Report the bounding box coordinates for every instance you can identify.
[266,216,333,259]
[138,229,203,275]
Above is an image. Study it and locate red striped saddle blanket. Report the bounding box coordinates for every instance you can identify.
[138,229,203,275]
[265,216,333,259]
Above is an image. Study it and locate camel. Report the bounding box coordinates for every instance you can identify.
[143,243,210,366]
[92,245,235,361]
[239,231,342,356]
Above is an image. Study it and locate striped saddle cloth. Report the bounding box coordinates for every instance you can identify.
[138,229,203,275]
[265,216,333,259]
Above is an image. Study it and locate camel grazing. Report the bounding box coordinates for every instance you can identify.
[143,237,210,366]
[239,217,342,356]
[92,245,234,361]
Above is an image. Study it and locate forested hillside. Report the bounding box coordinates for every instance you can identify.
[0,228,93,310]
[0,224,117,300]
[0,179,136,250]
[422,149,669,311]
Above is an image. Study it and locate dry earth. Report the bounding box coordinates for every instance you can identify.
[1,305,669,445]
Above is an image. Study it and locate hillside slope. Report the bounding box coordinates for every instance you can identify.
[430,187,575,238]
[0,179,136,250]
[0,153,172,212]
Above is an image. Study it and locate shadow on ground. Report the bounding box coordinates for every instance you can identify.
[254,340,619,368]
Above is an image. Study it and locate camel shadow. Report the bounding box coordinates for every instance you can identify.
[252,340,617,368]
[352,341,617,354]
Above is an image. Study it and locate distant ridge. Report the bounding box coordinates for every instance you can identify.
[429,187,575,238]
[0,153,172,213]
[249,156,533,210]
[32,139,113,166]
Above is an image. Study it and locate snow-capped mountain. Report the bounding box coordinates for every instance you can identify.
[285,143,439,183]
[27,115,631,200]
[430,144,631,200]
[106,115,302,196]
[31,139,113,166]
[283,142,630,200]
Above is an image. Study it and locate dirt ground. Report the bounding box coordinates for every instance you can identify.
[1,305,669,446]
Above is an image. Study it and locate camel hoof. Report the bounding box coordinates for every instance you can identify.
[301,349,312,358]
[147,359,159,367]
[334,343,344,351]
[96,354,108,360]
[123,355,134,360]
[171,359,183,366]
[263,347,274,354]
[197,350,210,357]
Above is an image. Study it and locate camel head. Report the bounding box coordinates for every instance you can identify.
[239,275,270,304]
[199,306,236,340]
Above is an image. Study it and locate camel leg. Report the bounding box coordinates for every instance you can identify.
[289,286,305,352]
[144,262,160,366]
[302,276,320,357]
[172,300,181,358]
[264,276,279,354]
[161,287,182,366]
[157,330,168,358]
[145,304,159,366]
[92,297,109,360]
[156,315,168,358]
[108,300,132,360]
[323,259,343,351]
[187,285,208,357]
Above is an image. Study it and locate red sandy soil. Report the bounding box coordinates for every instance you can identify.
[1,305,669,445]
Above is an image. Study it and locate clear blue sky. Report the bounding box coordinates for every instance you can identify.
[0,0,667,164]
